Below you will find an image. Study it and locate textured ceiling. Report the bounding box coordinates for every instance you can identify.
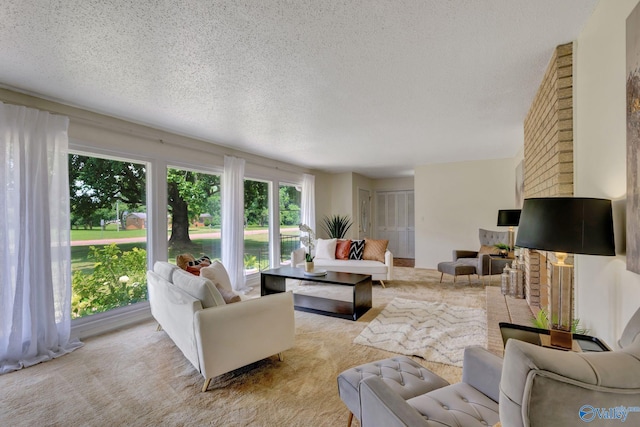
[0,0,598,178]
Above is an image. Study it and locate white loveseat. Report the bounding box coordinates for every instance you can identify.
[147,261,295,392]
[291,246,393,285]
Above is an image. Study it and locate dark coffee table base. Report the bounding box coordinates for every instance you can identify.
[261,267,372,321]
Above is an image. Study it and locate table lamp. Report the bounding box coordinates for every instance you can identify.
[497,209,521,251]
[515,197,615,349]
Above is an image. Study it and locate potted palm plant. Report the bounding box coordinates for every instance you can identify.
[320,214,353,239]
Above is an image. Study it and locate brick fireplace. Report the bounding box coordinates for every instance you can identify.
[521,42,574,314]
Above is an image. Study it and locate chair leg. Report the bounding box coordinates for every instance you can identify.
[453,275,456,283]
[439,272,443,283]
[156,324,163,332]
[347,412,354,427]
[278,352,284,362]
[379,280,386,288]
[467,275,471,283]
[201,378,212,393]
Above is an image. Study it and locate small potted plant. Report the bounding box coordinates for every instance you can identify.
[299,223,316,272]
[494,243,510,257]
[304,251,315,272]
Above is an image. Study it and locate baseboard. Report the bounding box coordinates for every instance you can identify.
[71,302,153,340]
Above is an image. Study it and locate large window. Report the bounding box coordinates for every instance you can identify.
[244,179,270,271]
[279,184,301,264]
[69,154,147,319]
[167,167,221,263]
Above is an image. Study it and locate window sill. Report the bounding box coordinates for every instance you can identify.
[71,301,152,340]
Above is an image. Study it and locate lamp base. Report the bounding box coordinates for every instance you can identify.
[549,328,573,350]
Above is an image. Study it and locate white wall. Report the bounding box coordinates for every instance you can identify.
[574,0,640,348]
[414,158,515,269]
[373,177,414,192]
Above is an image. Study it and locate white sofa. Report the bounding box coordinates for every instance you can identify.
[291,247,393,285]
[147,261,295,392]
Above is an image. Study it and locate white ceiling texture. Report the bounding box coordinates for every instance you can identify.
[1,0,598,178]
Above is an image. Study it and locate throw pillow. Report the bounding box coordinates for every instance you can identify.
[335,239,351,260]
[198,262,240,304]
[349,239,365,260]
[315,238,337,259]
[172,268,226,308]
[214,283,241,304]
[176,253,196,270]
[200,261,234,293]
[478,245,500,255]
[363,238,389,263]
[177,253,211,276]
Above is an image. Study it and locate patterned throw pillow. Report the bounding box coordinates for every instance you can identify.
[349,239,365,260]
[335,239,351,259]
[363,238,389,263]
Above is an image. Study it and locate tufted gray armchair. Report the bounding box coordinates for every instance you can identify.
[358,346,502,427]
[453,229,511,278]
[499,309,640,426]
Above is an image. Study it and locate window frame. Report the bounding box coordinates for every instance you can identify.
[68,138,304,337]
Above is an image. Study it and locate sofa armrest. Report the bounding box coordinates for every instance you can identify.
[359,375,428,427]
[453,250,478,261]
[462,346,502,402]
[384,250,393,280]
[291,247,306,267]
[147,270,203,369]
[194,292,295,380]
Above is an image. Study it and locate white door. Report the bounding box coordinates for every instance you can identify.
[376,190,415,258]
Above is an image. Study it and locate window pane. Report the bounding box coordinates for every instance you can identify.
[69,154,147,319]
[244,179,270,271]
[167,167,221,267]
[279,184,301,264]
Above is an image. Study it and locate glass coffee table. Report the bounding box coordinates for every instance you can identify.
[499,322,611,352]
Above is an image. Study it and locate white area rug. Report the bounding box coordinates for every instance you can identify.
[354,297,487,367]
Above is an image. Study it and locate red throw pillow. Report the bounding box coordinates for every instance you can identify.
[335,239,351,260]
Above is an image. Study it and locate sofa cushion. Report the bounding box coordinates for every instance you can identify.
[349,239,365,260]
[363,238,388,263]
[335,239,351,260]
[154,261,178,283]
[200,262,241,304]
[172,268,226,308]
[316,238,337,259]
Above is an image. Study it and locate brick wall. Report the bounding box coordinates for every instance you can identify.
[523,43,574,199]
[522,43,574,314]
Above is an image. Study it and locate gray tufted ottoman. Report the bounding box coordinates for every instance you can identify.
[337,356,449,427]
[437,261,476,283]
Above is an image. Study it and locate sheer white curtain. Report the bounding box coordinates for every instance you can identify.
[301,173,316,231]
[221,155,248,292]
[0,102,82,374]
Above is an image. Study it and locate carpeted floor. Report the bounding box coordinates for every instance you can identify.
[0,267,489,427]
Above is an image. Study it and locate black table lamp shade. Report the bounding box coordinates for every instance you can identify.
[515,197,615,256]
[497,209,521,227]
